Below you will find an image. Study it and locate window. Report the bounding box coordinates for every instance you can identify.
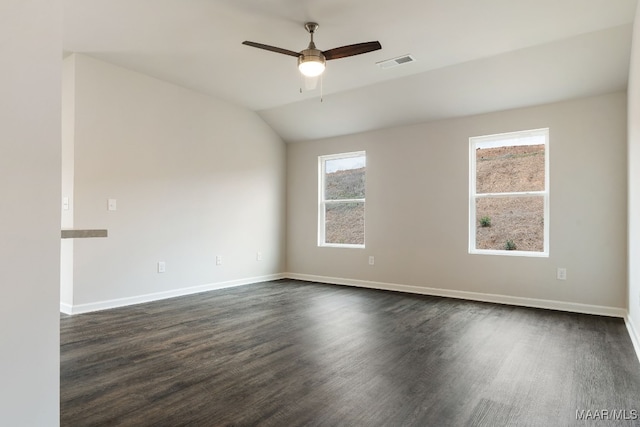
[318,151,366,247]
[469,128,549,256]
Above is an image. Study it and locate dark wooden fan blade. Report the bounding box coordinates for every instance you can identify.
[323,41,382,60]
[242,41,300,58]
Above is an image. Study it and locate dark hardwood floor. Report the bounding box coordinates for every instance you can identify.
[61,280,640,426]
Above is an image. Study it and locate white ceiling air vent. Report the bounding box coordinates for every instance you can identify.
[376,54,415,69]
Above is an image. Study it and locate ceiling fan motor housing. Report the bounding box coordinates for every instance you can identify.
[298,48,326,77]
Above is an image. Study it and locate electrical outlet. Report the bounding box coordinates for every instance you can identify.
[257,252,262,261]
[557,268,567,280]
[157,261,166,273]
[368,256,375,265]
[216,255,222,266]
[108,198,117,211]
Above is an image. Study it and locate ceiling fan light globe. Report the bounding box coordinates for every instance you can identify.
[298,50,326,77]
[299,61,325,77]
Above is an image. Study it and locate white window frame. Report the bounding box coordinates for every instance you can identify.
[318,151,366,248]
[469,128,549,257]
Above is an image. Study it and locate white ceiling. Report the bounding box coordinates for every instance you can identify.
[63,0,638,142]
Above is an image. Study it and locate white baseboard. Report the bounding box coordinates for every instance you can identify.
[284,273,627,318]
[625,315,640,364]
[62,273,286,315]
[60,302,73,315]
[59,271,627,319]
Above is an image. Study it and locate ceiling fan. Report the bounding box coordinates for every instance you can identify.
[242,22,382,78]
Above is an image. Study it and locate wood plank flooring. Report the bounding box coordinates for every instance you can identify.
[60,280,640,426]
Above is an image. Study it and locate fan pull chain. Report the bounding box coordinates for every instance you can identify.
[320,74,323,103]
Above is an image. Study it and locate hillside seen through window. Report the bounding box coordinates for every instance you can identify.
[470,129,548,255]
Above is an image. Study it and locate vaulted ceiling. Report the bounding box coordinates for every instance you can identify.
[63,0,638,142]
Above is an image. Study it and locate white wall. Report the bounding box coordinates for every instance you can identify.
[61,55,76,308]
[628,4,640,343]
[0,0,62,424]
[64,54,286,310]
[287,92,627,313]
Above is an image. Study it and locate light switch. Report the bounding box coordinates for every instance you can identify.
[557,268,567,280]
[62,197,69,211]
[108,199,117,211]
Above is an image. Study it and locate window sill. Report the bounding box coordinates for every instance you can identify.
[469,249,549,258]
[319,243,365,249]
